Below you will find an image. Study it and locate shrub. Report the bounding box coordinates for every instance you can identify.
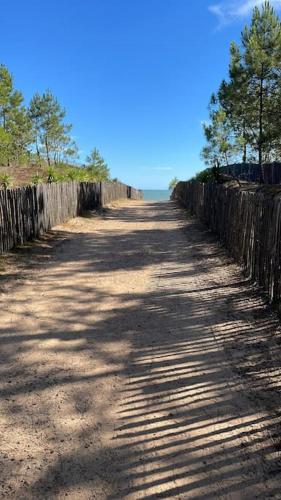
[169,177,179,190]
[31,172,45,185]
[0,173,12,189]
[193,165,224,183]
[46,166,64,183]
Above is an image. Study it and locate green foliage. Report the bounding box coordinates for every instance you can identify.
[193,169,211,183]
[193,166,222,183]
[7,107,33,162]
[202,1,281,175]
[201,105,238,166]
[0,64,23,130]
[29,90,76,166]
[46,166,63,183]
[0,127,13,165]
[169,177,179,190]
[0,64,32,165]
[66,168,79,181]
[241,1,281,167]
[0,173,12,189]
[31,172,44,185]
[44,165,91,184]
[65,167,89,182]
[85,148,110,181]
[0,64,113,186]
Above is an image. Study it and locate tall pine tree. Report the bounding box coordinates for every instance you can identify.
[202,1,281,180]
[29,90,76,165]
[0,64,32,165]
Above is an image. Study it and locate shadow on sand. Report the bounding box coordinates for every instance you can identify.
[0,201,281,498]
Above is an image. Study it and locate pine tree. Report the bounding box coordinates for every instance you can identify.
[0,64,32,165]
[7,107,34,163]
[202,2,281,178]
[201,95,237,167]
[218,43,252,163]
[85,148,110,181]
[29,90,75,165]
[241,1,281,177]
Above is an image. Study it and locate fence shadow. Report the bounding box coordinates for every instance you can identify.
[0,201,280,498]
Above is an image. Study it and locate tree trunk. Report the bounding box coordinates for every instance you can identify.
[243,144,247,163]
[242,124,247,163]
[36,140,41,166]
[258,74,264,183]
[45,137,51,166]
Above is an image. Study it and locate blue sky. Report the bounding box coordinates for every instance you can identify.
[1,0,281,188]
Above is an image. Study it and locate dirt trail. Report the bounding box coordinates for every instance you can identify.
[0,200,281,499]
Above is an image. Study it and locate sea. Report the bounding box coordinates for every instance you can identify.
[143,189,171,201]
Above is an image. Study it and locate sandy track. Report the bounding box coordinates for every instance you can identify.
[0,200,281,499]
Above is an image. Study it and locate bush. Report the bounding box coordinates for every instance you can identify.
[31,172,44,185]
[46,166,65,183]
[0,173,12,189]
[66,168,91,182]
[193,165,224,183]
[66,168,79,181]
[169,177,179,190]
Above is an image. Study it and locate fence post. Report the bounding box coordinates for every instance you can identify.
[100,182,103,207]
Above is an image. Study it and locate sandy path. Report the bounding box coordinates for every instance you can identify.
[0,200,281,499]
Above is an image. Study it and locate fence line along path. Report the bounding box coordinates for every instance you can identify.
[173,180,281,312]
[0,180,142,254]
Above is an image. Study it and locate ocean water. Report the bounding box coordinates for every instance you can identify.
[143,189,171,201]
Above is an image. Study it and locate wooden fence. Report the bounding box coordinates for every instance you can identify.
[173,181,281,311]
[223,162,281,184]
[100,182,143,206]
[0,181,142,254]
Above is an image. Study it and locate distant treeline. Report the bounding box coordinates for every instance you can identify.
[201,1,281,181]
[0,63,111,184]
